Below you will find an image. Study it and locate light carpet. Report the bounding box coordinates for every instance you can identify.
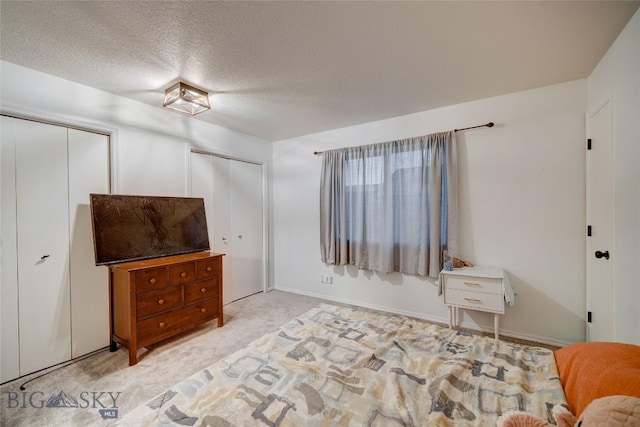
[115,303,565,426]
[0,290,325,426]
[0,290,557,426]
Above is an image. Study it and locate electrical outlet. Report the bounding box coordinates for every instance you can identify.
[320,275,333,284]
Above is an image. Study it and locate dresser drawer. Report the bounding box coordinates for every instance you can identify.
[136,298,219,347]
[444,275,502,295]
[135,267,168,294]
[197,258,220,279]
[444,289,504,313]
[184,278,219,304]
[168,262,196,285]
[136,287,183,319]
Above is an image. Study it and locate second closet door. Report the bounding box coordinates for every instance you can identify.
[228,160,263,302]
[191,152,263,304]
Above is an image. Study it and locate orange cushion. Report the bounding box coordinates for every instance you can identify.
[554,342,640,417]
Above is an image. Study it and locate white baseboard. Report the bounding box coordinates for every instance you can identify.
[274,286,571,348]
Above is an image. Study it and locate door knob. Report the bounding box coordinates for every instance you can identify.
[595,250,610,260]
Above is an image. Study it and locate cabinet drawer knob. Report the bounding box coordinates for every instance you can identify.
[158,322,166,328]
[200,287,207,293]
[200,308,207,313]
[464,297,482,303]
[180,271,187,278]
[206,266,212,272]
[464,282,481,287]
[158,299,165,305]
[149,278,157,284]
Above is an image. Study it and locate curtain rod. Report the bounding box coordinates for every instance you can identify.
[313,121,494,155]
[454,121,494,132]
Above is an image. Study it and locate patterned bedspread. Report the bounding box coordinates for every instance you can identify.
[116,304,566,426]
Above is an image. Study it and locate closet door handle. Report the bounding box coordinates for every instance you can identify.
[40,254,50,260]
[595,250,610,260]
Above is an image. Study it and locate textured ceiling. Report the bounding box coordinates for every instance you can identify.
[1,1,638,141]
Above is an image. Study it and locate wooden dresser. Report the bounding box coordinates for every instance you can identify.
[108,252,224,365]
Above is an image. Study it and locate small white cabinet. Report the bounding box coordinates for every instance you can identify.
[440,266,513,339]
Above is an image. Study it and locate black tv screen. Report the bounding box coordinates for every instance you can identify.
[90,194,210,265]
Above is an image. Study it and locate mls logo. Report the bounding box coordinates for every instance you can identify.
[4,390,121,419]
[99,408,119,419]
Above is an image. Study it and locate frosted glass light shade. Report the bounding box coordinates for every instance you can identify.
[163,82,210,115]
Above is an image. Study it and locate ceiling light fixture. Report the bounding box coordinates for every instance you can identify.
[163,82,210,115]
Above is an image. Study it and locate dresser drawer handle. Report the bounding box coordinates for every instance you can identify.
[464,282,481,287]
[158,299,165,305]
[206,266,212,272]
[158,322,166,328]
[149,278,157,284]
[200,308,207,313]
[180,272,187,278]
[200,287,207,293]
[464,297,482,303]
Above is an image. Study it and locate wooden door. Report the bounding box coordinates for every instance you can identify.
[68,129,110,357]
[15,119,72,375]
[586,100,614,341]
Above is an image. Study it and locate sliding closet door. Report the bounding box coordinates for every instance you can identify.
[16,119,72,375]
[229,160,263,302]
[190,151,264,305]
[1,116,20,382]
[68,129,110,357]
[210,155,235,303]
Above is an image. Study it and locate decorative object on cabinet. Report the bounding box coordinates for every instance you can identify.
[108,252,224,366]
[438,265,515,339]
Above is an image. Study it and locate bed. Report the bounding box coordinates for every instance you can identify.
[115,303,570,426]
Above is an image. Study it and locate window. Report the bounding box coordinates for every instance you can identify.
[320,132,457,277]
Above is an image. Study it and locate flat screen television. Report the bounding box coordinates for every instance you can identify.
[89,194,210,265]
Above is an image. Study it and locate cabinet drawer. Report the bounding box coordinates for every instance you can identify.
[168,262,196,285]
[136,287,183,319]
[444,289,504,313]
[136,298,219,347]
[135,267,168,294]
[197,257,220,279]
[444,275,502,295]
[184,278,219,304]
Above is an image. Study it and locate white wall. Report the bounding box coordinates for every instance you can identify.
[0,60,275,287]
[0,61,272,194]
[587,9,640,345]
[273,79,587,346]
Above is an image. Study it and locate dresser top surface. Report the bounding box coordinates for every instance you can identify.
[108,251,224,271]
[440,265,505,279]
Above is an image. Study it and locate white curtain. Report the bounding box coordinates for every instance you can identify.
[320,131,457,278]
